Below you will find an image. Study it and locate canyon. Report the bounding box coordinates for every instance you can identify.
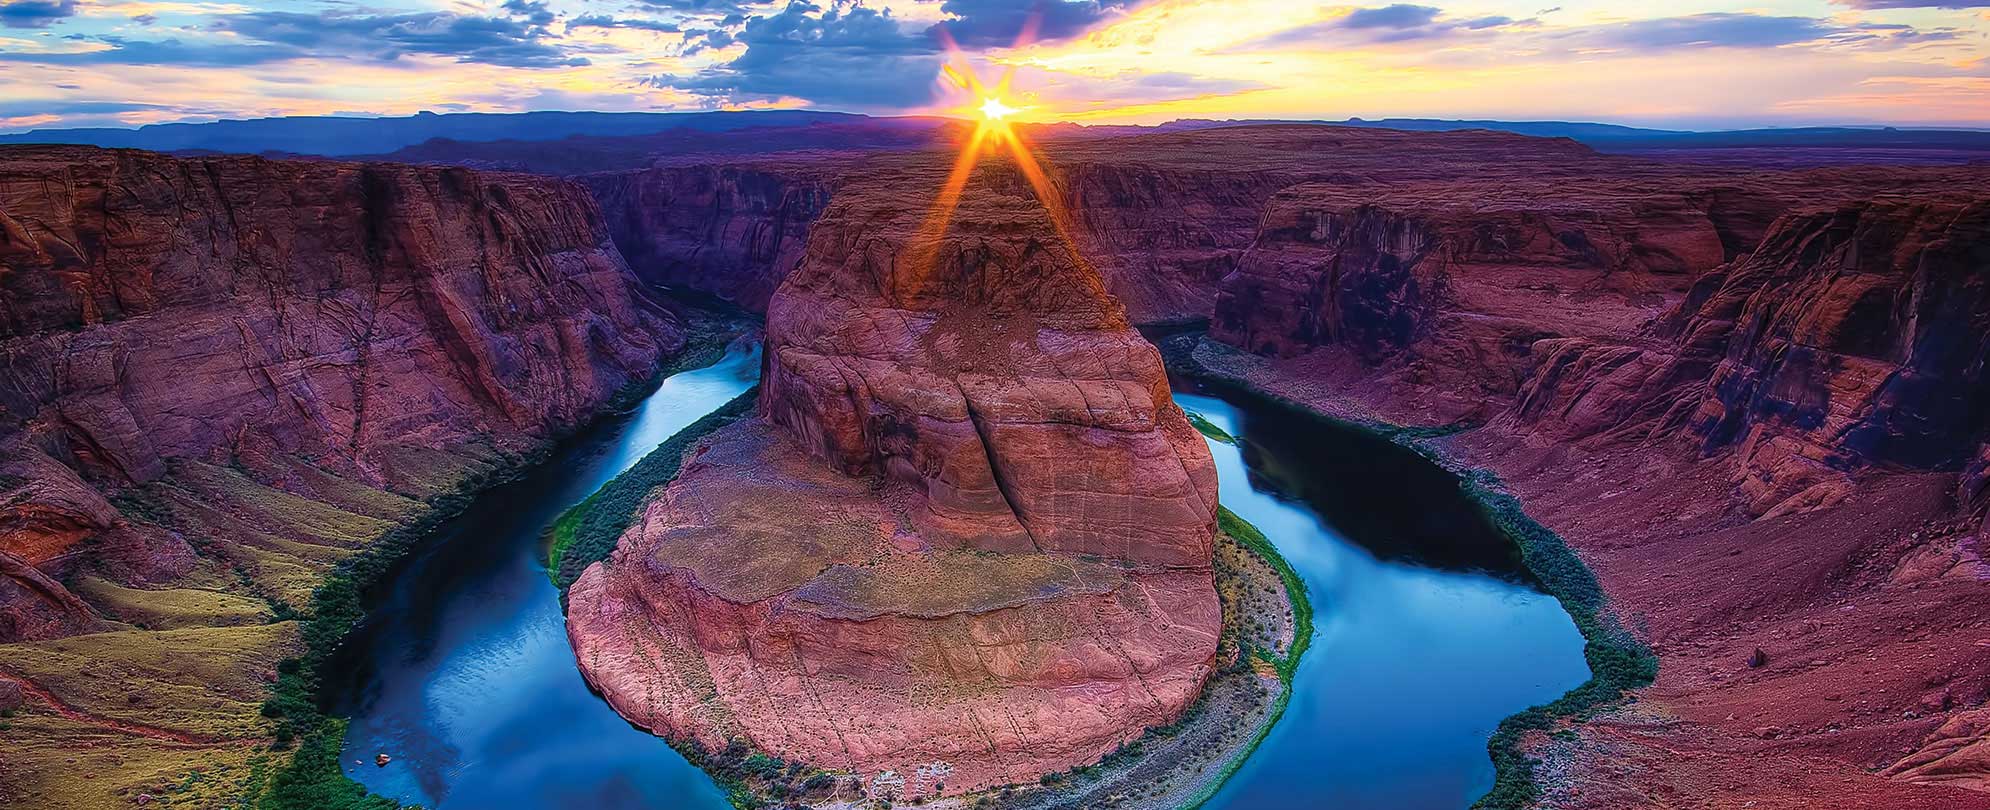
[1,121,1987,809]
[560,125,1990,806]
[0,145,682,806]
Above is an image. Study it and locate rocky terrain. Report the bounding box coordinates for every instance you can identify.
[1109,130,1990,808]
[564,124,1990,806]
[3,119,1986,809]
[0,145,682,806]
[566,153,1224,798]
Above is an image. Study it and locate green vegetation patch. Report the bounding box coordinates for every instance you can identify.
[547,387,760,591]
[1185,410,1237,445]
[1463,471,1657,810]
[1216,506,1311,681]
[1176,508,1312,809]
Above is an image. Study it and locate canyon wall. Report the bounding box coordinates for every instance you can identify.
[581,146,1293,324]
[584,164,834,312]
[568,156,1222,797]
[0,145,683,642]
[1513,198,1990,515]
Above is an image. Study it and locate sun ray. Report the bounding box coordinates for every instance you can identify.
[914,11,1090,297]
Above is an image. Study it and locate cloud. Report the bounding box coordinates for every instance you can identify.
[929,0,1148,48]
[1574,13,1842,49]
[0,99,177,117]
[635,0,757,14]
[570,14,681,33]
[651,2,942,107]
[0,37,297,66]
[0,0,77,29]
[1243,4,1533,48]
[1340,4,1440,30]
[1242,7,1959,56]
[1,4,600,69]
[218,8,590,68]
[1830,0,1990,7]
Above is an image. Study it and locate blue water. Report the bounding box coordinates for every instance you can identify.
[330,339,1588,809]
[1177,388,1592,810]
[334,341,759,810]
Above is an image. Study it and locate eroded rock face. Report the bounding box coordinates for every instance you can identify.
[1211,178,1739,403]
[584,164,833,312]
[0,145,682,640]
[569,156,1221,796]
[1509,199,1990,514]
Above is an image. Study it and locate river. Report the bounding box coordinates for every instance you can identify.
[332,342,1589,809]
[333,341,759,810]
[1177,382,1591,809]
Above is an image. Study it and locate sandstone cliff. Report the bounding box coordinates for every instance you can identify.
[580,134,1297,325]
[0,145,682,642]
[584,163,834,312]
[568,153,1221,797]
[1509,198,1990,516]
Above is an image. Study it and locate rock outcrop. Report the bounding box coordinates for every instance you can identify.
[568,154,1221,797]
[0,145,682,641]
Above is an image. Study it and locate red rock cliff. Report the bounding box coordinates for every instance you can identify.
[1511,198,1990,515]
[0,145,682,641]
[584,163,834,312]
[568,153,1221,797]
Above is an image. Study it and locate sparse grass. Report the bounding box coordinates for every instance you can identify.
[71,577,272,630]
[1,623,301,739]
[0,708,272,810]
[1215,507,1310,681]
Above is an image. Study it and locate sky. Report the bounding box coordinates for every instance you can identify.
[1,0,1987,133]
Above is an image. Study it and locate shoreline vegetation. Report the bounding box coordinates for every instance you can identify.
[537,373,1317,810]
[546,385,758,593]
[1161,333,1659,810]
[248,313,750,810]
[242,318,1636,810]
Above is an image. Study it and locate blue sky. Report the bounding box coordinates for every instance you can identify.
[1,1,1986,132]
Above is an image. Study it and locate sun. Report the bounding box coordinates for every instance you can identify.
[979,95,1021,122]
[915,54,1084,287]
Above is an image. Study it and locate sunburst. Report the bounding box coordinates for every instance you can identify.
[912,21,1084,286]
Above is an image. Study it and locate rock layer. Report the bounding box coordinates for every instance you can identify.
[0,145,682,641]
[569,155,1221,797]
[584,164,834,312]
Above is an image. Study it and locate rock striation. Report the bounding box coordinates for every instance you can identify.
[567,156,1222,796]
[0,145,682,641]
[1510,198,1990,515]
[584,164,834,312]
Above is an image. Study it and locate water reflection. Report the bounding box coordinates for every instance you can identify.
[1177,386,1591,810]
[333,342,759,809]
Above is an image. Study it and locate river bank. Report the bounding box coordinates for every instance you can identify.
[1160,332,1657,808]
[253,310,755,810]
